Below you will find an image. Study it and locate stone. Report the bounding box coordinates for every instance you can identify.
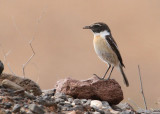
[12,104,21,113]
[5,109,11,114]
[2,79,24,91]
[0,73,42,95]
[102,101,110,107]
[29,104,45,114]
[55,76,123,105]
[68,98,74,103]
[115,103,134,111]
[0,61,4,75]
[81,99,87,104]
[136,109,152,114]
[84,99,91,106]
[120,110,134,114]
[90,100,103,109]
[92,112,101,114]
[4,102,12,109]
[55,98,65,103]
[73,99,81,105]
[54,92,67,100]
[73,105,84,111]
[42,88,56,96]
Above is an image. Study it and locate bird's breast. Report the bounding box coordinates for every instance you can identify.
[93,35,118,65]
[93,35,111,53]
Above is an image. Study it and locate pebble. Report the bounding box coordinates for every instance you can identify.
[120,110,134,114]
[102,101,111,109]
[54,92,67,100]
[5,109,11,114]
[0,98,3,102]
[73,105,84,111]
[55,98,65,103]
[68,98,74,103]
[12,104,21,113]
[81,99,87,104]
[92,112,101,114]
[73,99,81,105]
[29,104,45,114]
[64,103,72,107]
[90,100,102,109]
[4,102,12,109]
[84,99,91,106]
[137,109,152,114]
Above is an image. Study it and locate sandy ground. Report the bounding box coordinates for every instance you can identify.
[0,0,160,109]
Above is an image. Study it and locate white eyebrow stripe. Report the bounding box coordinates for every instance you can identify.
[93,24,102,26]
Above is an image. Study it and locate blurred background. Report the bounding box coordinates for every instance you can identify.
[0,0,160,109]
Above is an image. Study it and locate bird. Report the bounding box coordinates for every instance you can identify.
[83,22,129,87]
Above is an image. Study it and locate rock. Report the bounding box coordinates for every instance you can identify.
[4,102,12,109]
[102,101,111,110]
[73,99,81,105]
[54,92,67,100]
[120,110,134,114]
[55,76,123,105]
[92,112,101,114]
[68,98,74,103]
[2,79,24,91]
[24,91,36,99]
[55,98,65,103]
[84,99,91,106]
[90,100,103,109]
[0,73,42,95]
[73,105,84,111]
[109,109,120,114]
[42,88,56,96]
[0,61,4,75]
[136,109,152,114]
[29,104,45,114]
[0,98,3,102]
[115,103,134,111]
[12,104,21,113]
[5,109,11,114]
[81,99,87,104]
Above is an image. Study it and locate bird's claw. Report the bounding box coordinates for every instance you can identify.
[93,74,104,80]
[93,74,110,81]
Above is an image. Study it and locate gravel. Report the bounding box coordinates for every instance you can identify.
[0,81,159,113]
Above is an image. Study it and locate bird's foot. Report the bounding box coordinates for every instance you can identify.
[93,74,104,80]
[103,77,110,81]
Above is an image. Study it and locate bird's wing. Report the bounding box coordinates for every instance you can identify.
[105,35,125,67]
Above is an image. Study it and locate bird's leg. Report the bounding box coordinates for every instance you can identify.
[102,64,111,79]
[93,64,111,80]
[106,66,114,80]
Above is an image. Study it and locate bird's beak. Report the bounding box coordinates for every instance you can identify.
[83,26,91,29]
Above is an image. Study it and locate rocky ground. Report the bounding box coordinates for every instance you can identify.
[0,73,160,114]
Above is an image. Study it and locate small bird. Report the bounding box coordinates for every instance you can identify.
[83,22,129,87]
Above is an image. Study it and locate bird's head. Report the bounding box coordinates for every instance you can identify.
[83,22,111,34]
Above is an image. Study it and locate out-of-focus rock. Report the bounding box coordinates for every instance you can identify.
[2,79,24,91]
[90,100,102,109]
[12,104,21,113]
[0,61,4,75]
[29,104,45,114]
[55,76,123,105]
[0,73,42,95]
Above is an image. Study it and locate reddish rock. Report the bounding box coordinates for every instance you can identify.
[55,76,123,105]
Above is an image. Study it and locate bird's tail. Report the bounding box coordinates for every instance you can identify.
[119,64,129,87]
